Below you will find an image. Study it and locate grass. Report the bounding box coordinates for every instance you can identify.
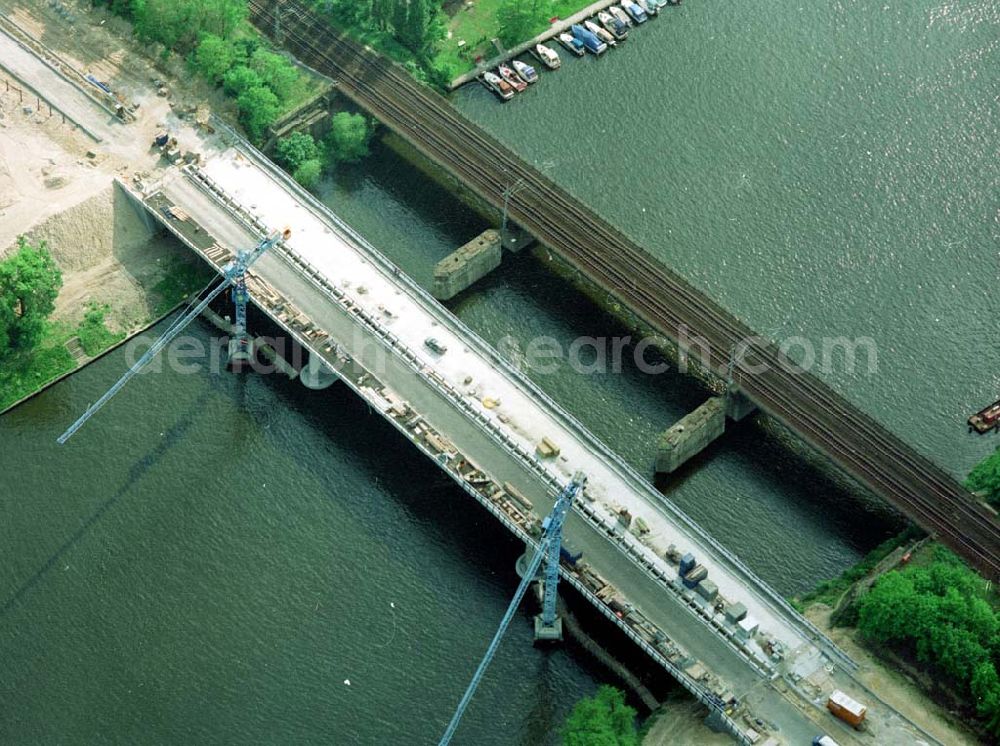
[438,0,591,78]
[0,322,77,411]
[151,258,216,317]
[790,529,919,613]
[76,303,125,358]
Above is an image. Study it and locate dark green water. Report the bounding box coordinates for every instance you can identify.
[2,1,996,742]
[452,0,1000,479]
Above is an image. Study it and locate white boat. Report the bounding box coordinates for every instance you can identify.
[585,19,617,47]
[483,71,514,101]
[512,59,538,83]
[638,0,659,16]
[557,32,586,56]
[598,10,629,40]
[610,6,633,28]
[535,43,561,69]
[498,64,527,92]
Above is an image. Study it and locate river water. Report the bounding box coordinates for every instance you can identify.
[1,0,996,743]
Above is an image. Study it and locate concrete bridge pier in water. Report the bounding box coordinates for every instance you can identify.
[655,387,757,474]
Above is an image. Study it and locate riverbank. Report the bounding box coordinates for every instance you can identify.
[796,539,993,745]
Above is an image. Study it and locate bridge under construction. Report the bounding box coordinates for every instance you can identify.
[250,0,1000,582]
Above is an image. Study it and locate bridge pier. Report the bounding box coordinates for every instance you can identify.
[656,389,758,474]
[299,351,338,389]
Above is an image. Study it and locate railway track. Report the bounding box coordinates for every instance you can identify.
[249,0,1000,580]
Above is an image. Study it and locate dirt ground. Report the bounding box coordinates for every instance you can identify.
[0,0,219,331]
[804,604,982,746]
[641,697,733,746]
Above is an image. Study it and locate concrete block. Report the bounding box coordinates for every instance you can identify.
[725,386,757,421]
[432,229,502,300]
[655,397,726,473]
[534,615,563,642]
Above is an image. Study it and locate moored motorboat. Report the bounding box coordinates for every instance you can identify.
[585,19,617,47]
[557,32,586,57]
[571,23,608,55]
[621,0,648,23]
[598,10,629,40]
[512,59,538,83]
[498,64,527,92]
[609,5,633,28]
[483,71,514,101]
[535,43,561,69]
[638,0,659,16]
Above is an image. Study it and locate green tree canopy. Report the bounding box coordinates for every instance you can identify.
[292,159,324,190]
[236,85,281,143]
[496,0,542,48]
[223,65,263,97]
[857,548,1000,737]
[193,33,238,84]
[0,237,62,354]
[275,132,322,173]
[561,686,638,746]
[966,447,1000,505]
[325,112,374,164]
[250,49,299,103]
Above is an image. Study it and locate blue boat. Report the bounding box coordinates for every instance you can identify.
[620,0,648,24]
[570,24,608,55]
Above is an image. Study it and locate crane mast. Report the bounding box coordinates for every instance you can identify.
[439,472,586,745]
[57,228,290,444]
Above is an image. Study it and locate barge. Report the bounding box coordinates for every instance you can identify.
[969,399,1000,433]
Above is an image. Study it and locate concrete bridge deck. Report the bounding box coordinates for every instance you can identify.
[129,128,934,745]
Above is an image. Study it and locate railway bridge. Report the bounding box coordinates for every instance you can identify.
[250,0,1000,581]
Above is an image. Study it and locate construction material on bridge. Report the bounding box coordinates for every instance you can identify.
[249,0,1000,580]
[432,230,502,300]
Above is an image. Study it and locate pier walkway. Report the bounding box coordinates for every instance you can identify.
[251,0,1000,582]
[130,124,934,744]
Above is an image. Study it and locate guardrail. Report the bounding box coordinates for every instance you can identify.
[207,116,856,674]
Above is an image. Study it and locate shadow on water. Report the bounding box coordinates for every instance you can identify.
[0,389,215,619]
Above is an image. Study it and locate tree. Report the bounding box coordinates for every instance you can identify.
[0,237,62,354]
[193,34,238,84]
[971,662,1000,737]
[561,686,638,746]
[966,447,1000,505]
[223,65,262,97]
[325,112,374,164]
[292,159,323,190]
[275,132,321,173]
[250,49,299,103]
[236,85,281,143]
[496,0,541,49]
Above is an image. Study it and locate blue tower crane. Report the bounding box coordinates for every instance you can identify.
[57,228,291,444]
[439,471,586,746]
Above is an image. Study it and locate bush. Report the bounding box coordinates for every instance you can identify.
[857,548,1000,737]
[325,112,374,164]
[223,65,262,97]
[275,131,322,172]
[193,33,239,83]
[250,48,299,103]
[76,303,123,357]
[966,447,1000,506]
[236,85,281,143]
[561,686,639,746]
[292,159,323,190]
